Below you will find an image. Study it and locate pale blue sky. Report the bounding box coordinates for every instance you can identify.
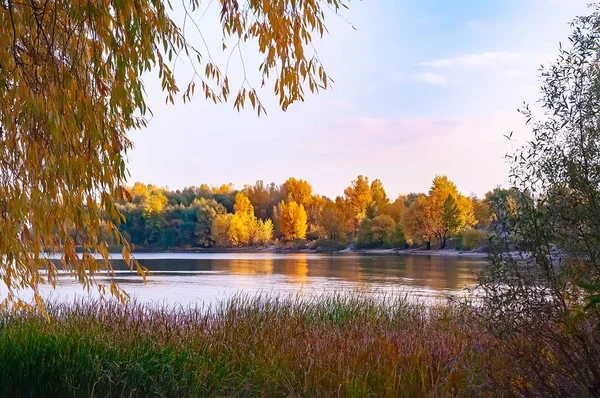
[127,0,589,199]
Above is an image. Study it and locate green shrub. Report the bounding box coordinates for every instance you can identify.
[459,229,488,251]
[315,238,348,253]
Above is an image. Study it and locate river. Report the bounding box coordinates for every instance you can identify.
[24,253,487,307]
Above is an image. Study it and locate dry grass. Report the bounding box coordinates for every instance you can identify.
[0,294,496,397]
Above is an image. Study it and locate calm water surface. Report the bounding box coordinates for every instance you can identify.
[32,253,486,306]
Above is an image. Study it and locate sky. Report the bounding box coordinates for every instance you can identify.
[127,0,591,199]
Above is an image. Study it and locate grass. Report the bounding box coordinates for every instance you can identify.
[0,294,497,397]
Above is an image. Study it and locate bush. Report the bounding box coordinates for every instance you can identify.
[458,229,488,251]
[315,238,348,253]
[305,229,321,241]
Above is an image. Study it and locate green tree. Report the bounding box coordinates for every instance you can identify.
[142,190,168,246]
[193,198,226,247]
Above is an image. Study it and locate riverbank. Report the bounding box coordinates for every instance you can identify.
[134,245,489,258]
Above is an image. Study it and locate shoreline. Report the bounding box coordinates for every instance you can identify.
[131,245,489,259]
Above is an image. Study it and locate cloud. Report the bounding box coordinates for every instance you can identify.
[393,72,448,85]
[420,52,523,68]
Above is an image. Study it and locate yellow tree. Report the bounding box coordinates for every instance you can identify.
[142,189,168,245]
[281,178,313,208]
[0,0,347,307]
[252,219,274,246]
[401,194,436,249]
[427,176,476,248]
[278,201,308,240]
[344,175,373,234]
[368,179,390,217]
[211,214,234,248]
[320,201,345,240]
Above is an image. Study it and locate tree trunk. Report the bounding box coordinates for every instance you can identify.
[440,236,446,249]
[426,240,431,250]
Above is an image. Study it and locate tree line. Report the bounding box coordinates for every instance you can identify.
[109,175,512,251]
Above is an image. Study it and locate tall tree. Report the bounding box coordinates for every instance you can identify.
[401,194,435,249]
[368,179,390,218]
[344,175,373,234]
[427,176,476,248]
[281,178,313,208]
[278,201,308,240]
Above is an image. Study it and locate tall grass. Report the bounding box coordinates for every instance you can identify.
[0,294,494,397]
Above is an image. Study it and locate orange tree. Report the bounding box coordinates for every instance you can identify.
[0,0,348,308]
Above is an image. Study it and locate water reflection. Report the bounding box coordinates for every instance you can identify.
[21,253,485,306]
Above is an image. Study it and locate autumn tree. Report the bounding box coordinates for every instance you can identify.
[278,201,308,240]
[427,176,476,248]
[320,201,345,241]
[471,195,491,228]
[381,197,405,223]
[401,194,435,249]
[344,175,373,234]
[367,179,390,218]
[243,181,281,219]
[211,214,234,248]
[142,189,168,245]
[252,219,274,246]
[281,178,313,208]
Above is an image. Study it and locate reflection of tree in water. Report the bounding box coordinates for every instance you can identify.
[111,254,482,295]
[278,255,309,284]
[321,256,366,284]
[403,256,474,291]
[225,258,275,275]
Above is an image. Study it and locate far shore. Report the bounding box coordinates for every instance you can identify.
[129,245,489,259]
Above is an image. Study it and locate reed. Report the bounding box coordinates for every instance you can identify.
[0,293,493,397]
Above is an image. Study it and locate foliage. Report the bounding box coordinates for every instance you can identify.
[367,179,390,218]
[381,197,406,223]
[471,195,491,228]
[344,175,373,233]
[193,198,226,247]
[357,215,406,249]
[458,229,488,251]
[252,219,274,246]
[401,194,435,249]
[428,176,476,249]
[319,201,346,241]
[278,201,308,241]
[281,177,313,208]
[315,238,348,253]
[478,7,600,395]
[210,214,234,248]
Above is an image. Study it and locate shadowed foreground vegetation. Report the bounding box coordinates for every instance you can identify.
[2,293,596,397]
[0,295,496,397]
